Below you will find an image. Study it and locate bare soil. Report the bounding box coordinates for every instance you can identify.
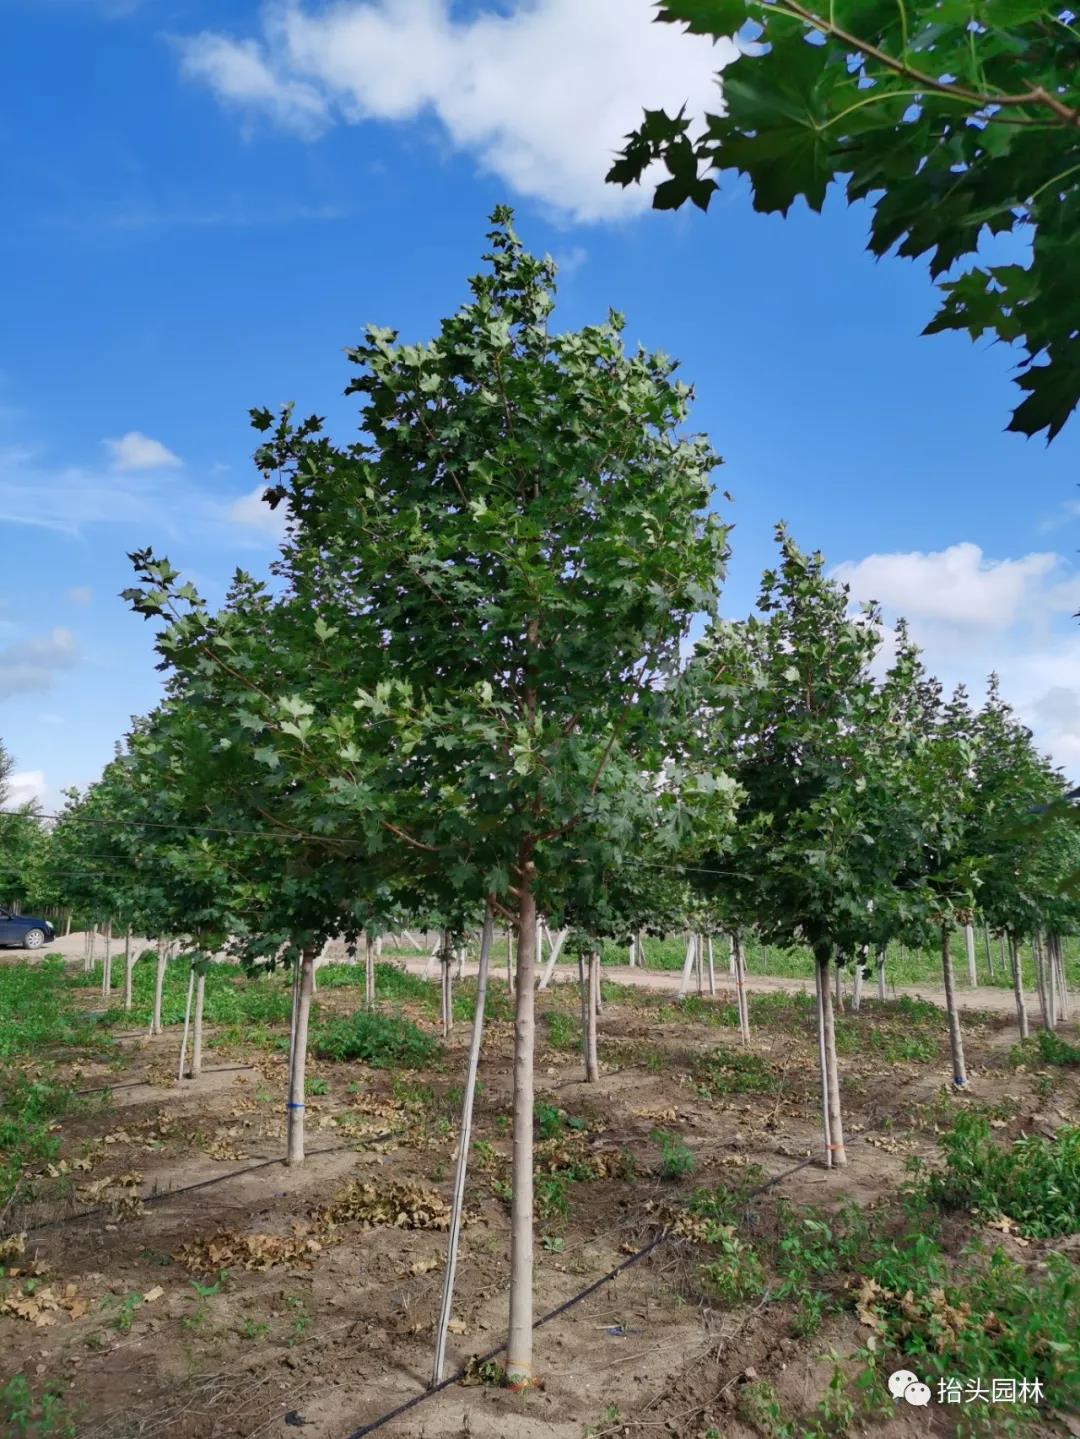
[1,939,1076,1439]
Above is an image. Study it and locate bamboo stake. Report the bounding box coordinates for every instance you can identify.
[177,965,195,1082]
[431,908,494,1386]
[586,949,600,1080]
[506,926,514,996]
[190,968,206,1079]
[536,926,568,989]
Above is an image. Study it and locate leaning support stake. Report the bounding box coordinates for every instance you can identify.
[431,908,495,1387]
[177,965,195,1083]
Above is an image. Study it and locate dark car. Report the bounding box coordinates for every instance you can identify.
[0,908,55,950]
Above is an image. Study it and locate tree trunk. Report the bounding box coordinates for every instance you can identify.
[821,954,847,1167]
[876,947,886,1001]
[178,965,195,1082]
[101,920,113,1000]
[286,947,316,1166]
[151,941,166,1036]
[1053,935,1070,1021]
[706,934,716,996]
[507,870,537,1387]
[728,933,736,977]
[733,931,750,1044]
[983,925,994,981]
[440,934,453,1039]
[432,908,494,1385]
[190,969,206,1079]
[678,933,696,998]
[833,961,844,1013]
[1010,935,1029,1040]
[123,930,133,1012]
[63,911,71,938]
[941,925,967,1088]
[963,924,977,988]
[1033,935,1049,1030]
[585,949,600,1082]
[852,954,864,1013]
[365,935,376,1012]
[814,956,832,1169]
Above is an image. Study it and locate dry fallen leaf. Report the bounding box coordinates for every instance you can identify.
[142,1285,164,1303]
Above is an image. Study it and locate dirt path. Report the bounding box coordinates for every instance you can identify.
[400,955,1031,1022]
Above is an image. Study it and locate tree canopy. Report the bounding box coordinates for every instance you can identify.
[609,1,1080,441]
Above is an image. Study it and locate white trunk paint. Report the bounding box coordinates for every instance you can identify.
[190,969,206,1079]
[678,933,696,998]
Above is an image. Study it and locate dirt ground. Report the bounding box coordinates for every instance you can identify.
[2,940,1077,1439]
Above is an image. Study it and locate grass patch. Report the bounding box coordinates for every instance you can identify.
[310,1010,439,1069]
[0,1071,82,1211]
[695,1046,778,1098]
[1,959,106,1059]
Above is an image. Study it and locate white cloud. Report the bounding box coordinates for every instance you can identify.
[227,484,289,540]
[105,431,182,472]
[178,0,734,222]
[179,32,329,136]
[838,540,1080,780]
[0,628,79,701]
[67,586,92,605]
[3,770,47,810]
[835,542,1062,630]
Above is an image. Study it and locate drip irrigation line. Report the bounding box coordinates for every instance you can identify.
[22,1134,398,1237]
[341,1151,818,1439]
[75,1064,257,1096]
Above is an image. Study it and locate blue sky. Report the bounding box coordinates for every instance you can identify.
[3,0,1080,810]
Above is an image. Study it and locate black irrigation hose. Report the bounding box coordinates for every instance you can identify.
[341,1151,819,1439]
[74,1064,257,1096]
[22,1135,398,1236]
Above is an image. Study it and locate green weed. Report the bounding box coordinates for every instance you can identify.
[652,1128,694,1180]
[311,1010,439,1069]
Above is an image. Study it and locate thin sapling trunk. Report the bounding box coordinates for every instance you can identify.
[814,956,832,1169]
[964,924,977,988]
[178,965,195,1082]
[821,953,847,1167]
[507,868,537,1387]
[1010,935,1029,1040]
[432,908,494,1385]
[941,925,968,1088]
[286,947,316,1166]
[124,930,133,1012]
[585,949,600,1083]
